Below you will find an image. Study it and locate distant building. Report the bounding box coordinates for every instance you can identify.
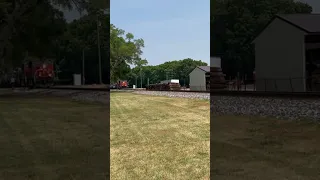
[189,66,210,91]
[160,79,179,84]
[253,14,320,92]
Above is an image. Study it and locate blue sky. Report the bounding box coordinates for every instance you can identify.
[110,0,210,66]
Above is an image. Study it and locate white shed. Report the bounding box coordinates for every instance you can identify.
[189,66,210,91]
[253,14,320,92]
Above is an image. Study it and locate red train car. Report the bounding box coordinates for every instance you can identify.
[23,61,55,88]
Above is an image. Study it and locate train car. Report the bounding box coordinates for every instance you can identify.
[23,61,55,88]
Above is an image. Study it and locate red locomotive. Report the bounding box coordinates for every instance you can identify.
[118,80,128,88]
[22,61,55,88]
[110,80,128,89]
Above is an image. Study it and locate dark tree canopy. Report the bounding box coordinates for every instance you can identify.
[0,0,109,85]
[0,0,108,71]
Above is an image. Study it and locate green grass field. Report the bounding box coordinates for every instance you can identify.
[111,92,320,180]
[110,92,210,180]
[0,96,108,180]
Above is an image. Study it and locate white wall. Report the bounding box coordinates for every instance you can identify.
[254,18,306,92]
[189,67,206,91]
[210,57,221,68]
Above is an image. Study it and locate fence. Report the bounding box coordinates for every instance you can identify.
[221,77,320,92]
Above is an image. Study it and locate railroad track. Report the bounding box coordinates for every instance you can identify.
[47,86,109,91]
[211,90,320,99]
[144,89,320,99]
[145,89,209,93]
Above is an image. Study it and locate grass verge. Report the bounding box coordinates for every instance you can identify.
[110,93,210,180]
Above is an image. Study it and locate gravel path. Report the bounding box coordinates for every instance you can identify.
[211,96,320,121]
[133,90,210,100]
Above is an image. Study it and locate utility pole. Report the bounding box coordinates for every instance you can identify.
[140,67,142,88]
[97,16,102,84]
[82,49,85,85]
[79,10,85,85]
[135,76,137,87]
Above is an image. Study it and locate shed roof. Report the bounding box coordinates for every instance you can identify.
[197,66,210,72]
[277,14,320,33]
[189,66,211,76]
[252,14,320,43]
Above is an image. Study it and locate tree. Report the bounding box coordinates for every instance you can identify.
[0,0,108,69]
[0,0,67,71]
[211,0,312,79]
[54,12,109,84]
[110,24,145,82]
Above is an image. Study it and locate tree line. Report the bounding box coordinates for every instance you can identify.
[127,58,207,88]
[211,0,313,80]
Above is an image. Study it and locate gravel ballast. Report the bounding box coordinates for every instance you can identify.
[133,90,210,100]
[211,96,320,121]
[133,90,319,121]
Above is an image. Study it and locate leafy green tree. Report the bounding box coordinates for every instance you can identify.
[110,24,145,82]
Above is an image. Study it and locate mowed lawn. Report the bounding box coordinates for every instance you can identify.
[212,115,320,180]
[0,96,108,180]
[110,92,210,180]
